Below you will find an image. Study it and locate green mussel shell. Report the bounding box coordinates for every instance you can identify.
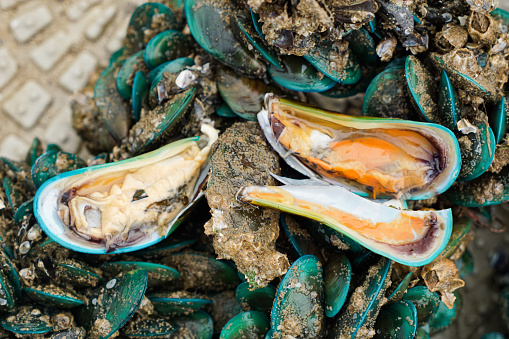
[94,61,132,143]
[235,282,276,315]
[185,0,265,77]
[148,292,212,316]
[82,269,148,339]
[31,151,86,189]
[26,137,43,167]
[402,286,440,325]
[121,317,178,338]
[100,261,179,287]
[330,257,392,338]
[268,56,337,92]
[373,300,418,339]
[445,165,509,206]
[324,254,351,318]
[219,311,270,339]
[23,286,84,309]
[490,97,508,144]
[132,71,148,122]
[116,50,146,100]
[405,56,439,123]
[438,70,459,131]
[457,122,495,181]
[144,30,191,69]
[386,272,413,303]
[362,65,419,120]
[0,307,52,335]
[271,255,325,338]
[125,3,178,52]
[428,291,462,335]
[173,311,213,339]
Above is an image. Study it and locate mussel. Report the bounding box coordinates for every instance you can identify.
[237,185,452,266]
[34,125,218,254]
[259,94,461,200]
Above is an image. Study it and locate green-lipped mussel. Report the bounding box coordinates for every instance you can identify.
[237,185,452,266]
[34,125,218,254]
[259,94,462,200]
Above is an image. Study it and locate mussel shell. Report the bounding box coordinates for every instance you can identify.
[239,185,453,266]
[1,307,53,335]
[438,70,459,131]
[268,56,337,92]
[148,293,212,316]
[100,261,179,287]
[219,311,270,339]
[144,30,191,69]
[55,260,103,288]
[172,311,214,339]
[373,300,418,339]
[444,166,509,207]
[121,317,178,338]
[428,291,462,335]
[22,286,84,309]
[489,97,508,144]
[405,56,439,124]
[235,282,276,315]
[362,65,419,120]
[304,43,361,85]
[324,254,351,318]
[233,14,283,70]
[386,272,413,302]
[34,132,215,254]
[80,269,148,337]
[185,0,265,77]
[330,257,391,338]
[125,3,179,53]
[26,137,43,167]
[217,67,279,121]
[271,255,325,338]
[401,286,440,325]
[259,94,462,201]
[94,61,132,143]
[116,50,146,100]
[49,327,87,339]
[456,122,495,181]
[32,151,87,189]
[132,71,148,122]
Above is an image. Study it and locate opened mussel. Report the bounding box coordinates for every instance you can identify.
[259,94,462,200]
[34,125,218,254]
[238,185,452,266]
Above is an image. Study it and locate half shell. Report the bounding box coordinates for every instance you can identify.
[238,185,452,266]
[259,94,461,200]
[34,125,218,254]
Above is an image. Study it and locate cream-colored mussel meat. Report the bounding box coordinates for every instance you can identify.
[57,125,218,251]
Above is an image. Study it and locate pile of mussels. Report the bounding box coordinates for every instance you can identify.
[1,0,509,338]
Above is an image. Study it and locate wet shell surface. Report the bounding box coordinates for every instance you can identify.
[259,94,462,200]
[34,125,218,254]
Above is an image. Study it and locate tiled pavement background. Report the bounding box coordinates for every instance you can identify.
[0,0,146,161]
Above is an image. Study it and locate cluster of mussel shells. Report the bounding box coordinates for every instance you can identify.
[0,139,471,338]
[2,0,509,338]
